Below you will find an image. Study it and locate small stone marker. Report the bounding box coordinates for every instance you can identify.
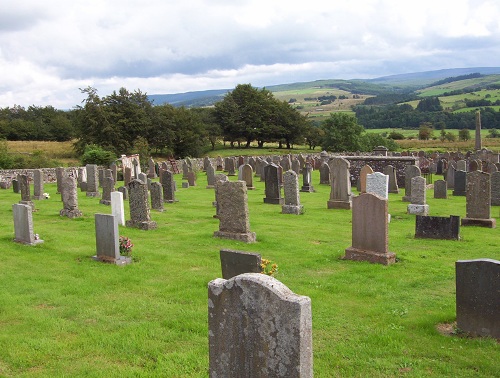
[456,258,499,339]
[407,176,429,216]
[433,179,448,199]
[344,193,395,265]
[461,171,496,228]
[415,215,460,240]
[93,214,131,265]
[214,180,256,243]
[111,191,125,226]
[219,249,261,279]
[12,203,43,245]
[60,173,83,218]
[282,170,304,215]
[208,273,313,377]
[126,179,157,230]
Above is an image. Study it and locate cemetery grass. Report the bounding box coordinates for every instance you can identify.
[0,173,499,377]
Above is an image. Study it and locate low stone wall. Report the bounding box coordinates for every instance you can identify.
[0,168,80,184]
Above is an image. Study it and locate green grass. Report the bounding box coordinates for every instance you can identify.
[0,171,499,377]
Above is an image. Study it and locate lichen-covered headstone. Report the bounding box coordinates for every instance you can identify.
[125,179,157,230]
[327,157,352,209]
[461,171,496,228]
[150,182,164,212]
[282,170,304,215]
[86,164,100,197]
[60,173,83,218]
[407,176,429,215]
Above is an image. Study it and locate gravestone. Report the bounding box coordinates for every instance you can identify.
[208,273,313,377]
[213,174,229,218]
[241,164,255,190]
[126,179,157,230]
[117,186,128,200]
[150,182,164,212]
[124,166,132,187]
[457,160,467,172]
[475,110,482,150]
[182,182,189,189]
[86,164,100,197]
[60,173,83,218]
[384,165,399,194]
[219,249,261,279]
[32,169,45,200]
[12,203,43,245]
[456,259,499,339]
[111,191,125,226]
[98,168,104,188]
[407,176,429,215]
[213,180,256,243]
[434,179,448,199]
[344,193,395,265]
[319,163,330,185]
[99,176,114,205]
[109,162,117,183]
[187,171,196,187]
[491,171,500,206]
[18,174,34,211]
[148,157,157,178]
[93,214,131,265]
[359,165,374,194]
[300,163,314,193]
[402,165,421,202]
[446,163,456,190]
[280,155,291,171]
[453,170,467,196]
[138,172,148,185]
[263,164,284,205]
[461,171,496,228]
[291,158,301,175]
[12,178,19,193]
[226,158,236,176]
[132,157,140,178]
[55,167,64,194]
[282,170,304,215]
[366,172,389,200]
[415,215,460,240]
[327,157,352,209]
[469,160,479,172]
[160,170,176,203]
[206,164,216,189]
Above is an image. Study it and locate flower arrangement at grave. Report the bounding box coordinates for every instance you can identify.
[260,258,278,276]
[119,236,134,256]
[43,193,50,199]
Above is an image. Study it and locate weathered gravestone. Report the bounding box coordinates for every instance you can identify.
[160,170,176,203]
[456,259,500,339]
[111,191,125,226]
[300,163,314,193]
[491,171,500,206]
[18,174,34,210]
[213,180,256,243]
[457,159,467,172]
[282,170,304,215]
[226,157,236,176]
[150,182,164,212]
[219,249,261,279]
[327,157,352,210]
[60,173,83,218]
[117,186,128,200]
[240,164,255,190]
[384,164,399,194]
[148,157,157,178]
[213,174,229,218]
[446,162,456,190]
[366,171,389,200]
[415,215,460,240]
[12,178,19,193]
[208,273,313,377]
[344,193,396,265]
[263,163,284,205]
[434,179,448,199]
[453,170,467,196]
[402,165,421,202]
[93,214,131,265]
[407,176,429,215]
[126,180,157,230]
[319,163,330,185]
[99,176,114,205]
[359,164,374,194]
[86,164,100,197]
[206,164,216,189]
[12,203,43,245]
[124,166,132,187]
[55,167,64,194]
[461,171,496,228]
[32,169,45,200]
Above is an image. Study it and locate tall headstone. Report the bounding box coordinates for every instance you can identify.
[150,182,164,212]
[241,164,255,190]
[86,164,100,197]
[319,163,330,185]
[12,203,43,245]
[327,157,352,209]
[282,170,304,215]
[187,171,196,187]
[60,173,83,218]
[359,165,374,194]
[344,193,395,265]
[111,191,125,226]
[226,158,236,176]
[219,249,261,279]
[461,171,496,228]
[213,174,229,218]
[491,171,500,206]
[407,176,429,215]
[402,165,421,202]
[99,176,114,205]
[18,174,34,210]
[263,164,284,205]
[206,164,216,189]
[475,110,482,151]
[446,162,456,190]
[453,170,467,196]
[214,180,256,243]
[55,167,64,194]
[456,259,499,339]
[124,166,132,187]
[160,169,176,203]
[366,172,389,200]
[300,163,314,193]
[384,165,399,194]
[93,214,131,265]
[208,273,313,377]
[32,169,44,200]
[148,157,157,178]
[126,179,157,230]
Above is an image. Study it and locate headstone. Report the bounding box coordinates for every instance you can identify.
[111,191,125,226]
[59,173,83,218]
[117,186,128,200]
[148,157,157,178]
[300,163,314,193]
[187,171,196,187]
[206,164,216,189]
[475,110,482,150]
[456,160,467,172]
[214,180,256,243]
[282,170,304,215]
[98,168,105,188]
[241,164,255,190]
[93,214,131,265]
[461,171,496,228]
[446,163,456,190]
[213,174,229,218]
[291,158,301,175]
[55,167,64,194]
[402,165,421,202]
[433,179,447,199]
[219,249,261,279]
[208,273,313,377]
[182,182,189,189]
[415,215,460,240]
[226,158,236,176]
[150,182,164,212]
[491,171,500,206]
[132,157,140,178]
[469,160,479,172]
[109,162,117,183]
[263,164,284,205]
[456,259,499,339]
[160,170,176,203]
[319,163,330,185]
[327,157,352,209]
[359,165,374,194]
[32,169,45,200]
[407,176,429,215]
[124,166,132,187]
[99,176,114,205]
[18,174,35,210]
[384,165,399,194]
[12,203,43,245]
[125,179,157,230]
[86,164,100,197]
[344,193,395,265]
[280,155,291,171]
[366,172,389,200]
[138,172,148,185]
[453,170,467,196]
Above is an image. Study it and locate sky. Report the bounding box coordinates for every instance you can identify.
[1,0,499,109]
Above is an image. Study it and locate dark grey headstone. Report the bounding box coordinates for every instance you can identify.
[220,249,261,279]
[453,170,466,196]
[415,215,460,240]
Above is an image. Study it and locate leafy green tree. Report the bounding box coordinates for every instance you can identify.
[416,97,443,112]
[320,113,364,152]
[191,107,221,150]
[418,123,434,140]
[360,133,398,151]
[444,132,457,142]
[81,144,116,166]
[458,129,471,141]
[304,122,324,150]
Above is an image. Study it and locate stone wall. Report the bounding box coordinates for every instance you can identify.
[0,168,80,184]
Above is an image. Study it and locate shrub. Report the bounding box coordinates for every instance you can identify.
[387,131,405,140]
[81,144,116,166]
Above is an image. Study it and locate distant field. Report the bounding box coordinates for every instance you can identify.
[417,74,500,97]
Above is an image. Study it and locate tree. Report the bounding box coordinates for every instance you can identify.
[458,129,471,141]
[416,97,443,112]
[418,123,434,140]
[320,113,364,152]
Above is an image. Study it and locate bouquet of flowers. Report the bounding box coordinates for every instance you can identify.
[119,236,134,256]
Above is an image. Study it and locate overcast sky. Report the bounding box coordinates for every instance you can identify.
[1,0,499,109]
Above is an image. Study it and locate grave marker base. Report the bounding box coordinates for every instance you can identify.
[263,198,284,205]
[59,209,83,218]
[92,255,132,265]
[327,200,352,209]
[14,238,44,246]
[125,220,158,230]
[461,218,496,228]
[86,192,101,197]
[213,230,256,243]
[407,204,429,216]
[344,247,396,265]
[282,204,304,215]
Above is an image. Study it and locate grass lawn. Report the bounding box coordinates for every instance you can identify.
[0,170,498,377]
